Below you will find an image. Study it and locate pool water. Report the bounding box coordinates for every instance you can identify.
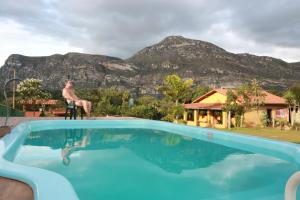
[13,128,299,200]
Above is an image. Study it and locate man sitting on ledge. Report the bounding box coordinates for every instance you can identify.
[62,80,92,118]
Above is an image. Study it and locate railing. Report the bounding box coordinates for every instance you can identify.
[3,78,22,126]
[0,104,24,117]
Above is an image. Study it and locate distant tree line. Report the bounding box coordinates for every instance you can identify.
[1,75,300,126]
[74,74,210,121]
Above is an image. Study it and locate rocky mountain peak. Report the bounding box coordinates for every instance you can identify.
[1,36,300,93]
[159,35,189,44]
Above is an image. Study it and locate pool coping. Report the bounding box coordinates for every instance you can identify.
[1,119,300,200]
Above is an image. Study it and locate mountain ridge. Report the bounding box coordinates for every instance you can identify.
[1,36,299,94]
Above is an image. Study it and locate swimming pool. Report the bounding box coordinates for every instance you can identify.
[1,120,300,200]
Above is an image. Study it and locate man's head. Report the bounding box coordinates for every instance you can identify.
[65,80,73,89]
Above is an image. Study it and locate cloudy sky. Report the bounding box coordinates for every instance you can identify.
[1,0,300,66]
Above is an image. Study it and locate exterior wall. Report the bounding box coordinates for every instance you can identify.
[295,109,300,123]
[187,121,196,126]
[243,109,265,127]
[243,106,288,127]
[198,92,227,104]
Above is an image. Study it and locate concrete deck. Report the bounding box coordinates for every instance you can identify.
[0,177,34,200]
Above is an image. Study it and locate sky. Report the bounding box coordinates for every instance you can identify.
[1,0,300,66]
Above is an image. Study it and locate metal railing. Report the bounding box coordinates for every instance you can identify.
[3,78,22,126]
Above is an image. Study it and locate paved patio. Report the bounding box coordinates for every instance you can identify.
[0,177,34,200]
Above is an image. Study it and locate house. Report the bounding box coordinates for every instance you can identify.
[183,88,288,128]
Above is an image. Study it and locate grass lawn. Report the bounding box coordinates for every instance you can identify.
[221,127,300,144]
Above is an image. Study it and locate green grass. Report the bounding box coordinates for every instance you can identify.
[220,127,300,144]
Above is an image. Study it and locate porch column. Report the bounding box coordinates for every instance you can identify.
[222,111,228,128]
[228,111,232,129]
[183,110,188,121]
[194,110,199,126]
[272,109,275,127]
[207,110,212,126]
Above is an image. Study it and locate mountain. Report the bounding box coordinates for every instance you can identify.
[1,36,299,94]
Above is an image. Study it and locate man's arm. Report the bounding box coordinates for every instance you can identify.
[72,93,81,101]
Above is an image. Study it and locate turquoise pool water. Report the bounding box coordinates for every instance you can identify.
[13,128,299,200]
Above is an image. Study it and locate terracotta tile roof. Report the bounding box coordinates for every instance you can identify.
[260,91,287,105]
[20,99,58,105]
[189,88,287,108]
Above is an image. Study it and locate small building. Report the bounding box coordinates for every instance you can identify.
[183,88,288,128]
[20,99,58,117]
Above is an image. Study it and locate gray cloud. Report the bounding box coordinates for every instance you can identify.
[227,0,300,47]
[0,0,299,61]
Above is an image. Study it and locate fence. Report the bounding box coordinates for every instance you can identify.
[0,104,24,117]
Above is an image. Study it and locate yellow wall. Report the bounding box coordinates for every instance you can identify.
[187,121,197,126]
[198,92,227,104]
[243,107,278,127]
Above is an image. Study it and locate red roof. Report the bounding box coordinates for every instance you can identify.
[21,99,58,105]
[188,88,287,109]
[256,91,287,105]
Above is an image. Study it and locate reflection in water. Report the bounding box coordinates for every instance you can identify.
[24,128,247,172]
[16,128,299,200]
[61,130,91,165]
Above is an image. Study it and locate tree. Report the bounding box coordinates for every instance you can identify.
[158,74,193,106]
[17,79,51,116]
[85,88,131,116]
[190,86,210,102]
[249,79,266,126]
[224,89,244,128]
[157,75,193,122]
[126,95,161,119]
[236,83,252,127]
[157,98,184,122]
[284,85,300,126]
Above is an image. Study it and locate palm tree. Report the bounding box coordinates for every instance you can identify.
[224,89,237,129]
[249,79,266,126]
[237,83,252,127]
[284,86,300,126]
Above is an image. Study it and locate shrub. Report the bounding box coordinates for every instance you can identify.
[161,114,175,122]
[261,111,271,127]
[292,122,300,131]
[275,118,288,130]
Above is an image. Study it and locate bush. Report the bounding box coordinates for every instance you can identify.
[161,114,175,122]
[235,114,242,127]
[292,122,300,131]
[275,118,288,130]
[78,88,130,116]
[261,111,271,127]
[177,119,187,125]
[126,105,159,119]
[39,110,46,117]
